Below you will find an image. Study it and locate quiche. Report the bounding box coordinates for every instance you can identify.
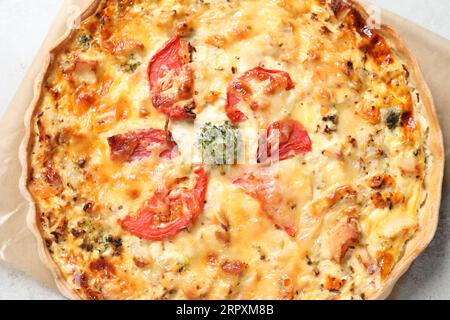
[21,0,444,300]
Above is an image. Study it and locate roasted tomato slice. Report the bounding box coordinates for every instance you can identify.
[258,119,312,162]
[226,67,295,124]
[120,166,208,241]
[108,128,177,162]
[233,170,297,237]
[148,35,196,120]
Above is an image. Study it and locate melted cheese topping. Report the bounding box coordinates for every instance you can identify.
[28,0,430,300]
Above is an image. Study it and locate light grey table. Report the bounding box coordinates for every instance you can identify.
[0,0,449,300]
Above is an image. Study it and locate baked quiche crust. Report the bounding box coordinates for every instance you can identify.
[20,0,444,300]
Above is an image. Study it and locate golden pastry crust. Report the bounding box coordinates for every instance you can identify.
[20,0,444,300]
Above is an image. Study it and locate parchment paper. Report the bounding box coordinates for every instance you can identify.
[0,0,449,297]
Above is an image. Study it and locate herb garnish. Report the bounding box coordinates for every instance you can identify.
[198,121,240,165]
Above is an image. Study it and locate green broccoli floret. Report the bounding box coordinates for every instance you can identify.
[120,54,142,73]
[385,108,401,130]
[198,121,240,165]
[77,34,92,49]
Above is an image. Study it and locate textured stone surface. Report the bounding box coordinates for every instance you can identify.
[0,0,449,300]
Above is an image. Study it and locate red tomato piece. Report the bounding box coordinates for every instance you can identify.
[233,171,297,237]
[226,67,295,124]
[120,166,209,241]
[258,119,312,162]
[108,129,177,162]
[148,35,196,120]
